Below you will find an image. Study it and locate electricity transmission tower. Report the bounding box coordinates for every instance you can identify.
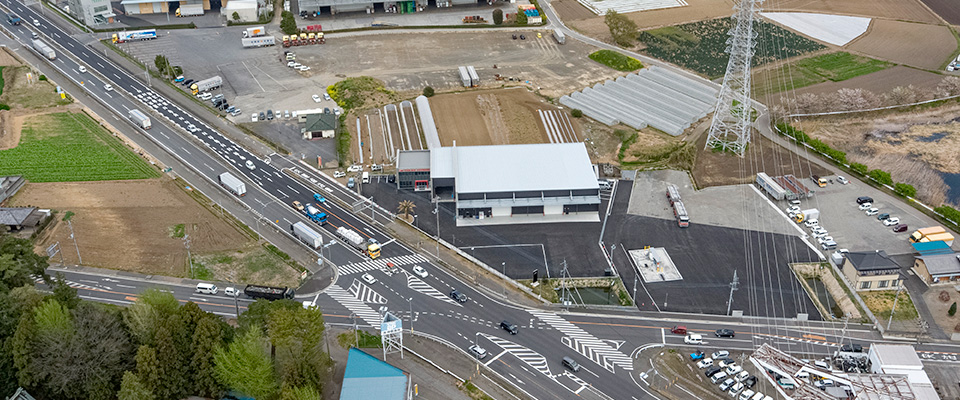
[705,0,764,156]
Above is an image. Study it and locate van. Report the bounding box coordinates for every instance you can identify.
[362,171,370,184]
[196,283,218,294]
[738,389,755,400]
[347,177,355,188]
[821,240,837,250]
[598,179,612,190]
[562,356,580,372]
[857,196,873,204]
[789,200,801,206]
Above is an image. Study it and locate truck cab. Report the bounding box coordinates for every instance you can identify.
[366,242,381,259]
[7,13,21,25]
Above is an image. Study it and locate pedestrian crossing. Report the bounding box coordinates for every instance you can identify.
[348,279,387,304]
[404,271,458,306]
[482,333,554,377]
[325,284,383,328]
[529,310,634,373]
[337,254,429,276]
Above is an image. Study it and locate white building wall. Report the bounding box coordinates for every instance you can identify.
[544,204,563,215]
[491,207,510,217]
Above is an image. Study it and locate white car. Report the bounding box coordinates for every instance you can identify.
[469,345,488,359]
[78,65,87,73]
[813,231,829,239]
[684,334,703,344]
[298,65,311,71]
[334,108,342,116]
[347,165,363,172]
[199,92,212,100]
[697,358,714,369]
[323,93,331,101]
[412,265,428,278]
[786,206,801,214]
[103,84,113,91]
[837,176,849,184]
[244,160,256,170]
[312,94,322,103]
[224,287,240,297]
[187,124,199,133]
[865,207,879,216]
[803,219,819,228]
[287,61,296,67]
[711,350,729,359]
[251,113,258,122]
[726,365,743,375]
[858,202,873,210]
[32,19,39,26]
[818,236,834,244]
[333,171,346,178]
[361,273,377,285]
[883,217,900,226]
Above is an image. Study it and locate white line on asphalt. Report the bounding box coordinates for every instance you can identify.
[661,328,665,344]
[113,73,120,80]
[286,185,301,194]
[117,284,136,289]
[180,147,191,155]
[159,132,169,139]
[485,350,507,366]
[276,190,287,198]
[97,62,104,68]
[203,163,214,171]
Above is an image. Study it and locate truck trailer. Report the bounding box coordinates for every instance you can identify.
[794,208,819,223]
[190,76,223,95]
[128,109,151,129]
[672,200,689,228]
[242,26,266,38]
[242,36,276,48]
[458,66,471,87]
[336,226,380,259]
[291,222,323,249]
[175,4,204,17]
[31,39,55,60]
[218,172,246,196]
[553,29,565,44]
[244,285,295,300]
[910,226,946,243]
[466,65,479,87]
[111,29,157,44]
[756,172,786,201]
[921,232,955,247]
[666,184,682,204]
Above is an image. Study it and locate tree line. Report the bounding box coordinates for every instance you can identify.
[0,233,333,400]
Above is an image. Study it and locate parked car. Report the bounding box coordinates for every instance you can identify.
[857,196,874,204]
[883,217,900,226]
[893,224,909,233]
[704,366,722,377]
[199,92,212,100]
[858,202,873,210]
[266,110,274,120]
[804,219,819,228]
[449,289,467,303]
[877,213,890,221]
[413,265,428,278]
[718,359,736,368]
[726,365,743,375]
[347,164,363,172]
[361,273,376,285]
[347,177,355,188]
[181,79,194,86]
[690,351,705,361]
[312,94,322,103]
[259,111,265,121]
[715,329,735,338]
[865,208,879,216]
[817,236,834,245]
[743,376,757,389]
[696,358,714,369]
[519,34,526,40]
[719,378,736,391]
[333,171,346,178]
[251,113,258,122]
[837,176,849,184]
[711,350,729,359]
[323,93,331,101]
[512,34,517,39]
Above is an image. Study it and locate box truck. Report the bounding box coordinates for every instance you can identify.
[176,4,204,17]
[32,39,55,60]
[111,29,157,44]
[218,172,246,196]
[910,226,946,243]
[242,26,266,38]
[190,76,222,95]
[291,221,323,249]
[241,36,275,48]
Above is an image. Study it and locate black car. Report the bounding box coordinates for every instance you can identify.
[500,320,518,335]
[856,196,873,204]
[742,375,757,389]
[877,213,890,221]
[218,102,229,111]
[519,34,526,40]
[449,289,467,303]
[704,366,722,377]
[387,175,396,183]
[266,110,274,120]
[259,112,265,121]
[715,329,735,338]
[840,343,863,353]
[182,79,194,87]
[512,34,517,40]
[893,224,908,233]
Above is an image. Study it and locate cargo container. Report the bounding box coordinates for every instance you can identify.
[176,4,204,17]
[128,109,151,129]
[242,36,275,48]
[242,26,265,38]
[467,65,479,87]
[31,39,55,60]
[190,76,223,95]
[756,172,786,201]
[458,66,471,87]
[112,29,157,44]
[553,29,565,44]
[910,226,946,243]
[922,232,954,247]
[291,221,323,249]
[244,284,295,300]
[218,172,246,196]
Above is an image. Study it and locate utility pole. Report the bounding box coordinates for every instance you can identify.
[632,272,639,306]
[726,269,739,316]
[432,198,440,257]
[66,219,82,265]
[886,283,904,332]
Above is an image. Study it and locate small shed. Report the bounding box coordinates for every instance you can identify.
[0,207,49,232]
[914,253,960,284]
[301,113,337,139]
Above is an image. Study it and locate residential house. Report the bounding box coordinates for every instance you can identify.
[841,250,901,291]
[914,253,960,284]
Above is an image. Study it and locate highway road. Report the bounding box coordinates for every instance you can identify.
[9,2,960,399]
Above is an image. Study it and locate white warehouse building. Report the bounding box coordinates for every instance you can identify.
[397,142,601,226]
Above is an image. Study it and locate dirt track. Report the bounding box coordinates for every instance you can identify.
[430,88,571,147]
[13,179,252,276]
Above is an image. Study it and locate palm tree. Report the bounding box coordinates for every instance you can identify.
[397,200,416,220]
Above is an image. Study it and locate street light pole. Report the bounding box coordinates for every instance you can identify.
[408,297,414,333]
[433,199,440,257]
[886,283,904,332]
[502,262,506,296]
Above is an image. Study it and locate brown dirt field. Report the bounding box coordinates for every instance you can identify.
[774,0,941,24]
[564,0,735,38]
[846,20,956,70]
[923,288,960,336]
[551,0,595,21]
[691,127,831,188]
[919,0,960,25]
[783,66,945,103]
[11,179,252,276]
[431,88,567,147]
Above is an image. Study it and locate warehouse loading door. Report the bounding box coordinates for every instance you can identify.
[414,180,429,191]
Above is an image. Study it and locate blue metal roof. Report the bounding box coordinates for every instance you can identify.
[340,348,408,400]
[913,241,953,256]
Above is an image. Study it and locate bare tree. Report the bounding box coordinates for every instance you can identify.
[885,85,920,106]
[832,88,878,111]
[936,76,960,97]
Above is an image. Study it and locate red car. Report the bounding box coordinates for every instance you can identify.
[893,224,908,233]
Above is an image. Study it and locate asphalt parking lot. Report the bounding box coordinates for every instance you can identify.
[609,183,822,318]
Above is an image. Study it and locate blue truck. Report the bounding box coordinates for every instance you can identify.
[304,203,327,225]
[6,13,21,25]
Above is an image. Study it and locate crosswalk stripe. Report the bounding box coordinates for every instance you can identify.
[348,279,387,304]
[529,310,633,372]
[325,285,382,328]
[404,271,458,305]
[337,254,429,276]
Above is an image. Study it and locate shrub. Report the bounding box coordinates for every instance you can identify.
[850,163,868,176]
[280,11,297,35]
[38,75,47,81]
[950,302,957,317]
[232,11,240,21]
[894,183,916,198]
[0,104,10,111]
[493,9,503,25]
[935,205,960,224]
[867,169,892,186]
[423,86,434,97]
[516,12,527,26]
[605,10,637,47]
[588,50,643,71]
[571,109,583,118]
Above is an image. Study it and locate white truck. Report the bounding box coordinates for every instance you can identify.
[291,221,322,249]
[795,208,820,223]
[128,109,151,129]
[553,29,565,44]
[176,4,204,17]
[241,36,275,48]
[242,26,266,38]
[218,172,246,196]
[190,76,222,95]
[32,39,55,60]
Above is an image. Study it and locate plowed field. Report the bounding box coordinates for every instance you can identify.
[846,20,955,70]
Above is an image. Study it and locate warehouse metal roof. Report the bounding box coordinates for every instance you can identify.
[433,143,598,194]
[340,348,408,400]
[397,150,430,171]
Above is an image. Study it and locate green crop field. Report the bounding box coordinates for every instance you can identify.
[0,112,159,182]
[752,52,893,97]
[638,18,826,77]
[588,50,644,72]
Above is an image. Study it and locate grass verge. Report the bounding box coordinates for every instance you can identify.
[588,50,643,72]
[337,330,382,348]
[0,112,160,181]
[860,289,918,322]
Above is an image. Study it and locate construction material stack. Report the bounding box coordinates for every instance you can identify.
[458,66,471,87]
[336,227,381,259]
[243,285,295,300]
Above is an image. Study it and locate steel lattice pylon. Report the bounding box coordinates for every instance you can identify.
[705,0,764,156]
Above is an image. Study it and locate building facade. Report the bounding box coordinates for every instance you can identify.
[301,113,337,139]
[914,253,960,284]
[68,0,115,26]
[842,250,902,291]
